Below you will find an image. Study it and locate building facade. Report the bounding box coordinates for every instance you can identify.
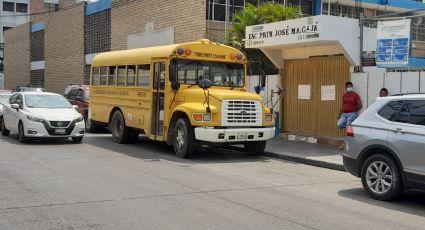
[245,0,425,141]
[0,0,30,89]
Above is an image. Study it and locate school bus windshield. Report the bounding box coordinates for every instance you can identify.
[170,59,245,87]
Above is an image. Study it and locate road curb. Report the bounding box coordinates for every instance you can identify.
[262,151,345,172]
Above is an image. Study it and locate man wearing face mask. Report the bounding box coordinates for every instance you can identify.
[337,82,362,148]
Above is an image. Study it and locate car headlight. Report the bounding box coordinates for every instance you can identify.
[75,116,84,123]
[26,114,44,123]
[266,114,273,122]
[193,113,212,122]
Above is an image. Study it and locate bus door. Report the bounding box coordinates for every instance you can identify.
[151,61,166,140]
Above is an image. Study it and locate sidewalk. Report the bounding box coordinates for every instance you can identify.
[263,138,345,171]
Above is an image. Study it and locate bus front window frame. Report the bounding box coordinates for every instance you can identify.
[169,59,245,87]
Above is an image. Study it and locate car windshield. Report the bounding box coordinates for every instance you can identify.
[0,94,11,104]
[170,59,245,87]
[25,95,72,108]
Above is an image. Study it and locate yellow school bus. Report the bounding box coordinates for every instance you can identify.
[89,39,275,158]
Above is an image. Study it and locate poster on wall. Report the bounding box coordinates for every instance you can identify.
[321,85,336,101]
[376,19,411,67]
[298,85,311,100]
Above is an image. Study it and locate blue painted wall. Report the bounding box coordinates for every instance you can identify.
[85,0,111,16]
[315,0,425,11]
[31,21,44,33]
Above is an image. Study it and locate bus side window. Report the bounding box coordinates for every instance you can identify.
[108,66,117,86]
[127,65,136,86]
[92,67,100,86]
[137,64,150,87]
[117,66,126,86]
[100,67,107,85]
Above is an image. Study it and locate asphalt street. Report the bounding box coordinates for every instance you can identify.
[1,133,425,230]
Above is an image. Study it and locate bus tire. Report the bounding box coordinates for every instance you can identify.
[244,141,266,156]
[110,110,131,144]
[173,118,195,158]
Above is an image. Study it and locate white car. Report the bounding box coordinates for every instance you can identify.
[0,92,12,116]
[0,92,85,143]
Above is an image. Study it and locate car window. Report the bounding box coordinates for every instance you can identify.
[25,95,72,108]
[9,94,17,104]
[15,95,23,107]
[378,100,404,121]
[68,88,78,100]
[75,89,83,101]
[406,100,425,126]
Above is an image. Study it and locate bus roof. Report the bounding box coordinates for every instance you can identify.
[91,39,246,66]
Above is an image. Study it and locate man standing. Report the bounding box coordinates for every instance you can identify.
[337,82,362,148]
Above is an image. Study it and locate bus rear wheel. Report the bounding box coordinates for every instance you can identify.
[173,118,195,158]
[110,110,131,144]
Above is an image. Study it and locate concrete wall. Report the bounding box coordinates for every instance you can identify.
[111,0,206,50]
[206,21,225,43]
[351,71,425,113]
[4,23,30,89]
[45,4,85,93]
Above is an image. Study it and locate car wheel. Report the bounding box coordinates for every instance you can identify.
[84,113,97,133]
[110,110,131,144]
[173,118,195,158]
[18,122,29,143]
[244,141,267,156]
[361,154,403,201]
[72,136,83,143]
[0,117,10,136]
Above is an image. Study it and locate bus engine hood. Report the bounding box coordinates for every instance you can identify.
[181,88,262,102]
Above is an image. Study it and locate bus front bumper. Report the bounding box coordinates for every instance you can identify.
[194,127,275,143]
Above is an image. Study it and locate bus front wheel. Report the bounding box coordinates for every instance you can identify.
[110,110,131,144]
[173,118,195,158]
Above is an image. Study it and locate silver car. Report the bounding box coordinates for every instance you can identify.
[343,94,425,200]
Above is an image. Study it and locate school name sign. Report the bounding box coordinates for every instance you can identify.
[245,16,321,48]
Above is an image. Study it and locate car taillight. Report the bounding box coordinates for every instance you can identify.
[347,125,354,137]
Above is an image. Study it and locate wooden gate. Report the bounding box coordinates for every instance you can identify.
[282,56,350,138]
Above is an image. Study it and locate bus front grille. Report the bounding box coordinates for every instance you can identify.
[222,100,262,126]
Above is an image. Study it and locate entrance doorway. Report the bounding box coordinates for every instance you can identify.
[282,56,350,138]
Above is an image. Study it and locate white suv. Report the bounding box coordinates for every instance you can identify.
[0,92,85,143]
[344,94,425,200]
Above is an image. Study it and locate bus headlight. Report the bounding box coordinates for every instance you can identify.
[203,114,212,122]
[266,114,273,122]
[193,113,212,122]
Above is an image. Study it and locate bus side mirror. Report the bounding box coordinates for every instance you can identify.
[199,79,212,90]
[171,81,180,91]
[254,85,261,95]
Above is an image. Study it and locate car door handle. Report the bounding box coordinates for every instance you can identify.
[393,128,404,134]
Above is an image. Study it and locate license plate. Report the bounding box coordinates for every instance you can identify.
[55,129,66,134]
[237,133,247,140]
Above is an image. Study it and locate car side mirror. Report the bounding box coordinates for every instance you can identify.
[11,103,19,110]
[198,79,212,90]
[171,81,180,91]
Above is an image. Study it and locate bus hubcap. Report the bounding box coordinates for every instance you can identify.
[176,128,185,150]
